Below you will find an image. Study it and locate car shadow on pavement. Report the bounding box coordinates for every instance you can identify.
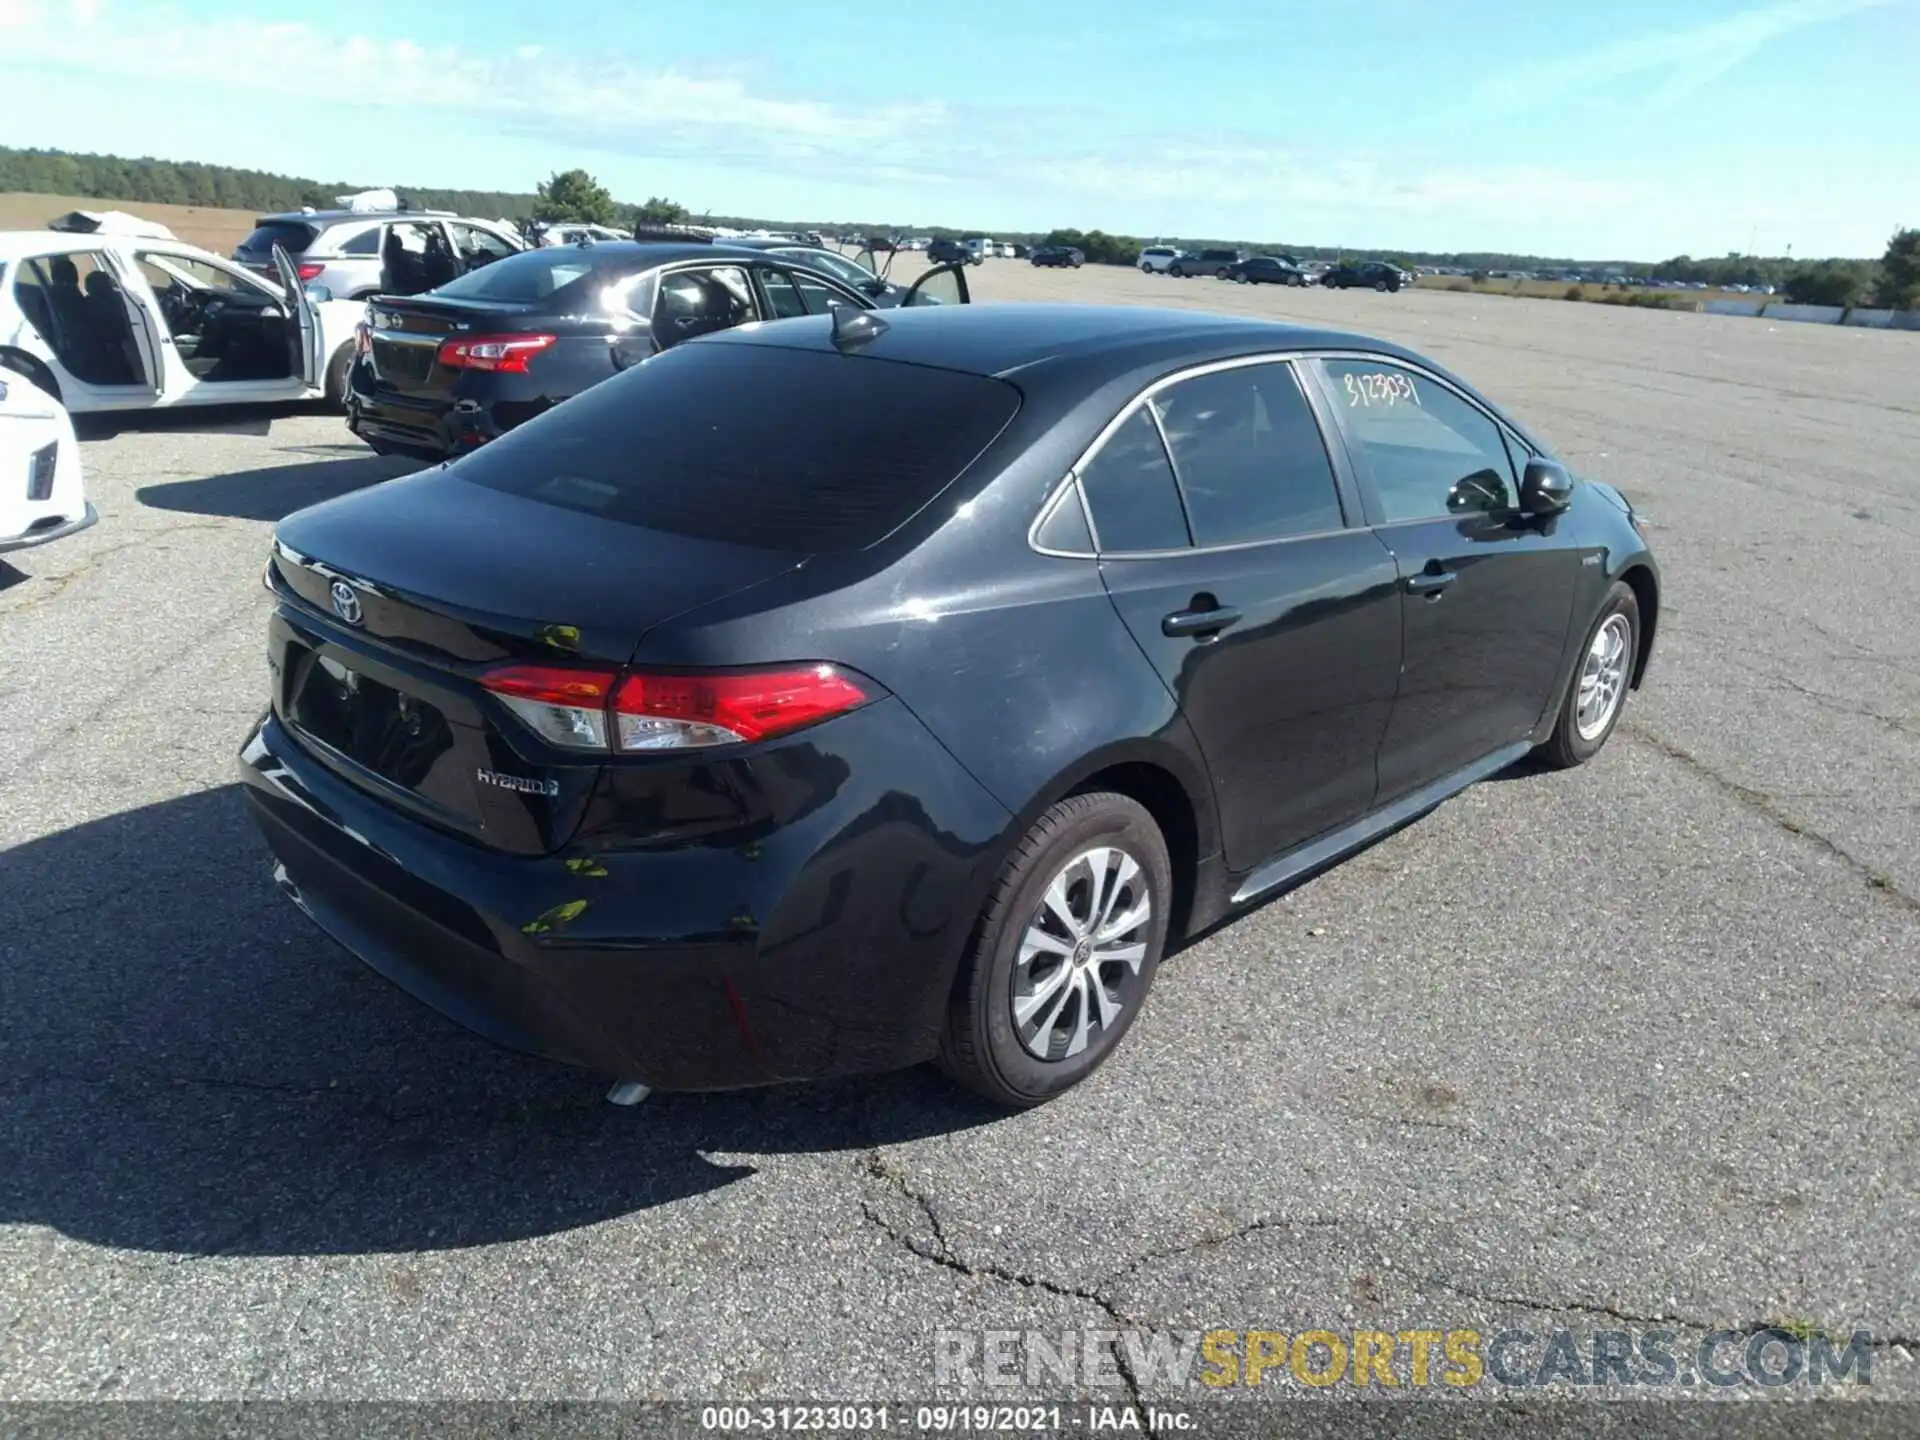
[75,401,327,441]
[0,786,1004,1258]
[135,453,422,524]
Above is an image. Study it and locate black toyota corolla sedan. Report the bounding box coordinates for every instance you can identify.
[244,304,1658,1108]
[345,239,969,459]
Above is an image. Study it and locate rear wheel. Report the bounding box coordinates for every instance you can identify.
[1537,582,1640,769]
[322,343,355,411]
[939,793,1170,1108]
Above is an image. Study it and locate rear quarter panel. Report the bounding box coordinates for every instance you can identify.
[625,395,1223,871]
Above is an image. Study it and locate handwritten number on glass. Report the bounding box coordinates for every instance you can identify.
[1342,371,1420,408]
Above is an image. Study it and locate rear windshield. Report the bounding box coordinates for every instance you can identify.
[457,342,1022,552]
[239,221,319,254]
[430,246,644,303]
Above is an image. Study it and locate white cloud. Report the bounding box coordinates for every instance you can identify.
[1,0,1876,256]
[1449,0,1886,122]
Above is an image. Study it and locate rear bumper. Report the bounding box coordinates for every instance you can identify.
[344,374,466,459]
[238,703,1012,1090]
[346,361,562,459]
[0,499,97,553]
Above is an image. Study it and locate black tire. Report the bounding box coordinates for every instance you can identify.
[1235,272,1248,284]
[1373,279,1389,292]
[0,351,60,404]
[1536,582,1640,769]
[939,792,1171,1107]
[322,343,355,411]
[1169,265,1185,278]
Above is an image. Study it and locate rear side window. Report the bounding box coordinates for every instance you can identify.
[1150,363,1344,544]
[431,247,638,303]
[239,221,318,254]
[1078,408,1190,552]
[336,227,381,256]
[456,344,1021,552]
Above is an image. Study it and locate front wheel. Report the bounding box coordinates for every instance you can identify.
[1536,582,1640,768]
[938,792,1171,1108]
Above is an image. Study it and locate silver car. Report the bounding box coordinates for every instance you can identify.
[231,209,526,300]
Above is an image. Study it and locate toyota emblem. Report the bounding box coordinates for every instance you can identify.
[329,580,363,626]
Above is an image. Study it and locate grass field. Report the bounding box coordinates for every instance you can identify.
[0,193,259,254]
[1410,274,1764,307]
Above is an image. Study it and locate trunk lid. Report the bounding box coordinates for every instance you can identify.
[363,295,545,399]
[269,465,803,854]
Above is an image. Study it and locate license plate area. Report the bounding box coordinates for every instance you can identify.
[290,648,454,790]
[370,336,436,385]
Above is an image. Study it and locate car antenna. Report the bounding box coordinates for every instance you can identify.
[829,304,888,351]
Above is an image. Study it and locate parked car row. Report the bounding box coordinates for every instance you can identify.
[1139,245,1412,292]
[345,235,972,460]
[1,218,368,418]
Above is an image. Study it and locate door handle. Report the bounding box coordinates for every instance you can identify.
[1162,605,1242,638]
[1406,570,1457,597]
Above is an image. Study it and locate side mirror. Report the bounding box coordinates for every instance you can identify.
[303,283,334,304]
[1520,459,1574,516]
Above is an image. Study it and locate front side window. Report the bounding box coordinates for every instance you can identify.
[1317,358,1515,522]
[1077,407,1190,552]
[758,267,808,320]
[1150,362,1345,545]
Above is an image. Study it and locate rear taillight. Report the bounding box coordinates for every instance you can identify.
[437,333,557,373]
[612,667,874,750]
[296,263,326,283]
[479,665,619,751]
[479,664,877,753]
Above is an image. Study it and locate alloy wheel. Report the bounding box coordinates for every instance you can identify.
[1576,613,1632,740]
[1011,846,1153,1061]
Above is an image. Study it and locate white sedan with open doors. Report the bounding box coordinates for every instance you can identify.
[0,360,93,554]
[0,229,365,416]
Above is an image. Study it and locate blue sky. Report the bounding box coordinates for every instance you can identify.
[0,0,1911,259]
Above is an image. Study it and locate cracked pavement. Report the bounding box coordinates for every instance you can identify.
[1,272,1917,1421]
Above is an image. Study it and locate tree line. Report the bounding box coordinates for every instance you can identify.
[5,147,1913,308]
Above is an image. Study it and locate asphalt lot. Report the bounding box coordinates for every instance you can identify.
[2,262,1917,1418]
